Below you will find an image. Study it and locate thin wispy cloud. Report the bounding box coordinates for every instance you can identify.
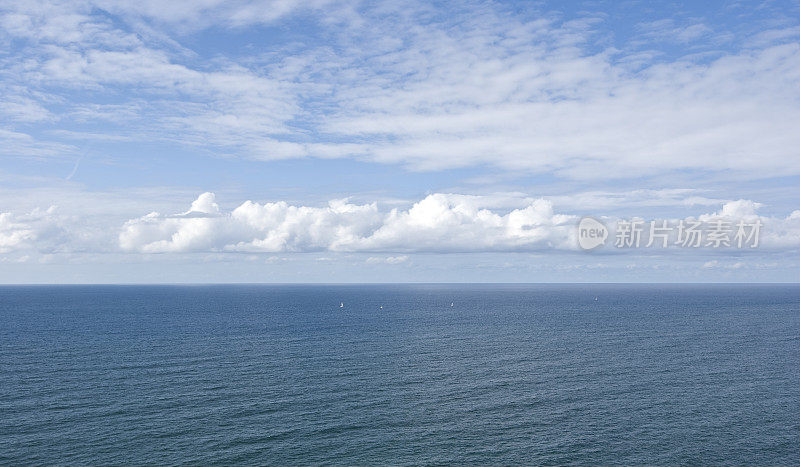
[2,1,799,177]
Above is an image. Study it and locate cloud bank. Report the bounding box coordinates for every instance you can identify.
[117,193,800,254]
[1,191,797,265]
[119,193,577,253]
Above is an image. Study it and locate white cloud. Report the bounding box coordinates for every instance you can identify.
[2,1,799,179]
[119,193,381,253]
[119,192,578,253]
[351,194,576,252]
[545,188,728,212]
[318,11,800,177]
[703,260,745,269]
[699,199,762,220]
[635,20,713,44]
[92,0,343,30]
[1,1,302,158]
[0,94,53,123]
[0,129,76,158]
[118,193,800,254]
[1,190,797,263]
[366,255,408,264]
[0,206,65,253]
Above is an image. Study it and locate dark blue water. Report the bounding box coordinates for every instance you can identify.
[1,284,798,465]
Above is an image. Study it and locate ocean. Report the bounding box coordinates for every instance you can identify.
[1,284,798,464]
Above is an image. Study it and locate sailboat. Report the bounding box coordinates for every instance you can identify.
[340,302,344,309]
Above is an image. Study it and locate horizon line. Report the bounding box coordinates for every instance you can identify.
[1,282,798,286]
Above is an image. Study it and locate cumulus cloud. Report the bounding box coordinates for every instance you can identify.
[699,199,762,221]
[2,191,798,258]
[119,193,800,254]
[119,192,578,253]
[0,206,66,253]
[687,200,800,250]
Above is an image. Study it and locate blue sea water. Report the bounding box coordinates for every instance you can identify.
[1,284,798,465]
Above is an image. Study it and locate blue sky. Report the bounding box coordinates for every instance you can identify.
[1,0,799,283]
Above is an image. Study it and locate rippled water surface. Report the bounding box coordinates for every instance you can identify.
[1,284,799,464]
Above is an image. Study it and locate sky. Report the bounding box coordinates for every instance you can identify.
[0,0,799,283]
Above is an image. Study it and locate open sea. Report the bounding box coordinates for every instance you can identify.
[1,284,798,465]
